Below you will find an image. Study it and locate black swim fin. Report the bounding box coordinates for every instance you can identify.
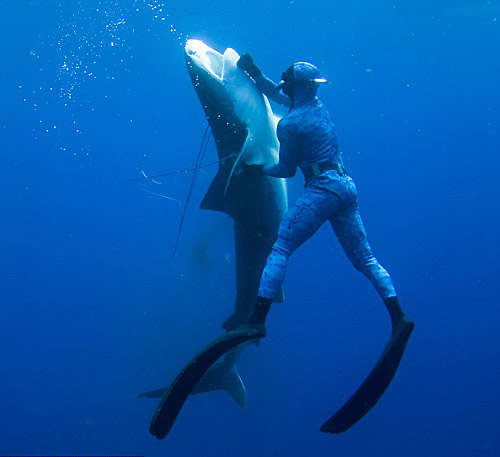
[149,324,265,439]
[321,316,415,433]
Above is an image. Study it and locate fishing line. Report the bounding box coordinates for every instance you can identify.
[127,153,237,182]
[130,126,238,256]
[173,125,213,256]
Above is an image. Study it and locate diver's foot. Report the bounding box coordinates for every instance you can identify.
[384,296,405,330]
[247,296,272,325]
[379,315,414,361]
[392,315,415,339]
[321,314,414,434]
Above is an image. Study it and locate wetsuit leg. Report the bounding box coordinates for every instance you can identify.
[323,202,415,434]
[259,187,342,300]
[329,203,396,300]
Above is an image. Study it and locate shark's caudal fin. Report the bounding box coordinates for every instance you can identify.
[149,328,263,439]
[136,388,167,399]
[218,366,247,410]
[137,350,247,409]
[218,347,247,409]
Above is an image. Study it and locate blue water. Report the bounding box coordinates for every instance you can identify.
[1,1,499,455]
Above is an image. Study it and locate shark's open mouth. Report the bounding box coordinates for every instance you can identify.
[185,39,224,81]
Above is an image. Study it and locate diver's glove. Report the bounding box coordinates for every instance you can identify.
[242,163,265,176]
[237,53,262,79]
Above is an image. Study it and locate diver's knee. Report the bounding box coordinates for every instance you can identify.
[352,255,377,275]
[269,242,292,261]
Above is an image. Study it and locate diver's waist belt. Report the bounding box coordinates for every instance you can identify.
[304,161,347,180]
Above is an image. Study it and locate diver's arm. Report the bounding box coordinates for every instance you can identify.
[238,53,291,108]
[254,74,291,108]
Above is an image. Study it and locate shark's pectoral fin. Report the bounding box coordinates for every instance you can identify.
[224,129,251,198]
[201,129,253,212]
[200,167,230,212]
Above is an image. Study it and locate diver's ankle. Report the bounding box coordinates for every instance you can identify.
[384,296,405,330]
[247,296,272,325]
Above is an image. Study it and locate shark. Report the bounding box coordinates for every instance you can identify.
[184,39,288,331]
[138,40,287,412]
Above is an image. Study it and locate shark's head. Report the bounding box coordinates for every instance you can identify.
[185,40,278,163]
[185,40,282,210]
[185,39,234,82]
[185,39,248,159]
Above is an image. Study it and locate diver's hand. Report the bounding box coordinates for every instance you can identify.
[237,54,262,79]
[242,163,265,176]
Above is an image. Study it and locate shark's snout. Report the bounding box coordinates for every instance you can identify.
[185,39,201,57]
[185,39,224,80]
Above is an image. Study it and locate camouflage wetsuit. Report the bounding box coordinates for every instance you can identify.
[255,89,396,301]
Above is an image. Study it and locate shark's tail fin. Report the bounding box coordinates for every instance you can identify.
[217,346,248,409]
[220,366,248,410]
[190,348,248,409]
[136,388,167,399]
[136,349,248,409]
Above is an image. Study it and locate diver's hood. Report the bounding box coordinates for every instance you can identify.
[277,61,327,90]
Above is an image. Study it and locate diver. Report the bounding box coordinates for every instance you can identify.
[229,55,416,432]
[148,54,416,439]
[235,54,414,344]
[234,55,416,431]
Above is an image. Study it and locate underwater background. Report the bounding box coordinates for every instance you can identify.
[1,1,499,456]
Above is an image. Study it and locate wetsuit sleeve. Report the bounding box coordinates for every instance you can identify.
[263,122,298,178]
[254,74,291,108]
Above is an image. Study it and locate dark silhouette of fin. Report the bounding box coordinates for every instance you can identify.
[137,388,166,399]
[149,325,265,439]
[321,317,415,433]
[191,347,247,409]
[200,167,230,212]
[136,357,247,409]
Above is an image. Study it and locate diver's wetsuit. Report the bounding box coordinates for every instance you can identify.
[254,76,396,302]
